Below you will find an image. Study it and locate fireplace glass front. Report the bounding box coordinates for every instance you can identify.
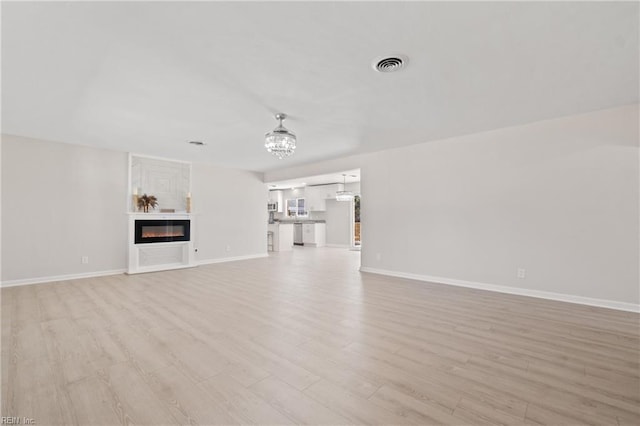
[135,219,190,244]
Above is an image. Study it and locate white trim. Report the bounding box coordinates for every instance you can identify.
[128,152,133,211]
[129,152,192,165]
[325,243,351,248]
[197,253,268,265]
[1,253,269,287]
[359,267,640,313]
[1,269,127,288]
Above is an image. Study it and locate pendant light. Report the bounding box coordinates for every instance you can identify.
[336,174,354,201]
[265,113,296,159]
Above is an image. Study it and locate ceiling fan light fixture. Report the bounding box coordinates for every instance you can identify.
[265,113,296,159]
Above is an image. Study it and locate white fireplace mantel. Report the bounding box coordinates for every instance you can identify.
[127,212,193,217]
[127,213,196,274]
[127,153,196,274]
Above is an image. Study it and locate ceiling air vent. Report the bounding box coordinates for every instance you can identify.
[373,55,407,73]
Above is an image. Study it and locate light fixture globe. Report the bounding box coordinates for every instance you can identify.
[265,113,296,159]
[336,174,354,201]
[335,191,353,202]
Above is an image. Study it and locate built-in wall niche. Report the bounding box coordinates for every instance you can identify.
[129,155,191,213]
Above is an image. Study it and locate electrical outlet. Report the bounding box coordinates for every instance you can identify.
[81,256,89,264]
[226,245,231,252]
[376,253,381,261]
[517,268,526,279]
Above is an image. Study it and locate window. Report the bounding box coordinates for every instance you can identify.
[286,198,307,217]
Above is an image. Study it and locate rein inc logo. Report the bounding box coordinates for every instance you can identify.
[1,418,35,425]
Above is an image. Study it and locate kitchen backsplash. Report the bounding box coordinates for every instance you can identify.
[308,211,326,220]
[273,211,326,220]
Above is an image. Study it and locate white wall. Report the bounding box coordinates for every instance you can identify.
[264,156,363,183]
[191,163,267,262]
[1,137,3,282]
[325,183,361,246]
[361,105,639,306]
[345,182,361,194]
[1,134,129,282]
[264,105,640,308]
[325,199,351,246]
[1,135,268,284]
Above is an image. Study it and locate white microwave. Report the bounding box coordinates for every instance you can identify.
[267,202,278,211]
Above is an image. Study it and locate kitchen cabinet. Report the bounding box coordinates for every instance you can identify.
[304,186,325,212]
[302,223,326,247]
[268,223,293,251]
[322,183,344,200]
[304,184,344,212]
[268,190,284,212]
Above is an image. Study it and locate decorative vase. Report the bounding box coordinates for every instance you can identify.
[137,194,158,213]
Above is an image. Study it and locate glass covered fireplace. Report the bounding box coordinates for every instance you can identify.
[134,219,191,244]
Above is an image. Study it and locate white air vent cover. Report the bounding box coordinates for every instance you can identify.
[373,55,408,73]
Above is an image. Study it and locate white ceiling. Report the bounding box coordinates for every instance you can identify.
[2,2,638,173]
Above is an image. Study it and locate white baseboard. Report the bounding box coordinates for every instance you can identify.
[1,254,268,288]
[325,244,351,248]
[359,267,640,313]
[1,269,127,288]
[197,253,268,265]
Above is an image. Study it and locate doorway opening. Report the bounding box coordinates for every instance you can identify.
[265,169,360,255]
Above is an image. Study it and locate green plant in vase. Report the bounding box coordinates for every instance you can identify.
[137,194,158,212]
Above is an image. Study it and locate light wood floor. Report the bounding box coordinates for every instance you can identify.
[2,247,639,425]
